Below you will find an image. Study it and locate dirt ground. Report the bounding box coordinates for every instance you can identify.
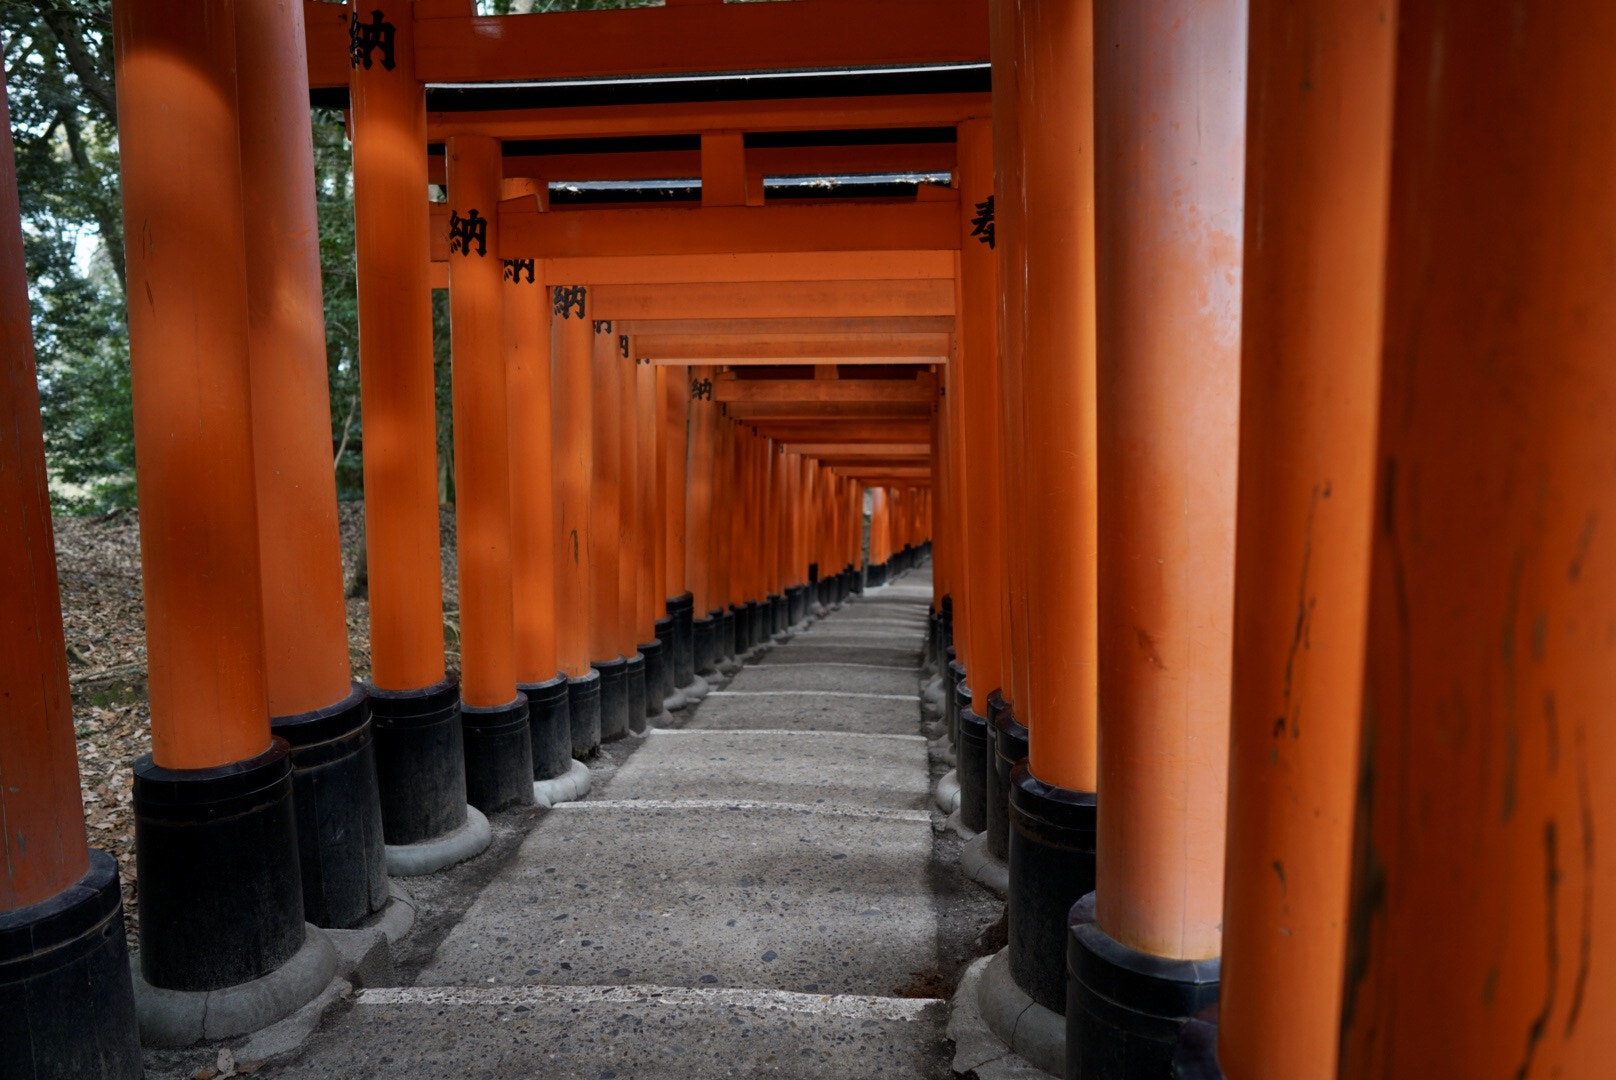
[52,501,460,945]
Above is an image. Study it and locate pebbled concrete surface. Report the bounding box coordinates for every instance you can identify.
[685,690,920,734]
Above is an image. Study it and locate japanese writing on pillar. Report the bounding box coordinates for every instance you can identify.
[503,259,535,284]
[448,209,487,257]
[554,286,587,319]
[691,377,714,401]
[970,194,995,249]
[619,335,630,359]
[349,11,397,71]
[593,320,613,334]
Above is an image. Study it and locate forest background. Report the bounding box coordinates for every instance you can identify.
[6,0,632,516]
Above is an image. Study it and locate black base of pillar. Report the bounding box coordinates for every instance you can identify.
[1067,893,1220,1080]
[638,640,666,721]
[958,689,989,834]
[1008,762,1097,1015]
[369,677,468,846]
[0,850,141,1078]
[787,584,807,624]
[945,655,965,746]
[133,740,307,991]
[669,592,695,686]
[1170,1008,1223,1080]
[567,669,602,759]
[940,593,954,654]
[271,683,388,929]
[594,655,629,742]
[693,615,717,676]
[731,604,750,654]
[462,694,533,814]
[522,673,572,780]
[767,592,784,635]
[988,698,1029,862]
[718,608,736,661]
[747,600,765,647]
[654,616,676,702]
[625,651,647,734]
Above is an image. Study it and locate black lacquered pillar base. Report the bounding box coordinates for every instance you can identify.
[945,654,966,747]
[133,740,307,991]
[593,656,628,742]
[1170,1008,1223,1080]
[369,677,468,845]
[1067,893,1220,1080]
[767,592,785,635]
[462,694,533,813]
[787,584,807,625]
[0,851,142,1078]
[749,600,766,648]
[522,673,572,780]
[668,592,695,687]
[692,614,717,676]
[729,603,748,654]
[988,698,1029,861]
[624,651,647,735]
[567,668,602,759]
[649,620,675,704]
[718,608,737,664]
[958,682,988,833]
[1008,761,1097,1015]
[638,640,666,725]
[271,682,387,928]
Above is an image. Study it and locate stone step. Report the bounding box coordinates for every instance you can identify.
[724,662,918,696]
[687,689,920,734]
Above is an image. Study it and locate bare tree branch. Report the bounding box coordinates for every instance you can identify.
[31,3,116,120]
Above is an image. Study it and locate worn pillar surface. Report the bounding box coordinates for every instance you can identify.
[1215,1,1396,1076]
[1339,4,1616,1077]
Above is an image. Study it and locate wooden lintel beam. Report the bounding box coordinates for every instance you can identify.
[438,143,957,187]
[723,401,932,420]
[617,317,953,337]
[588,279,954,320]
[750,421,932,443]
[429,251,953,289]
[713,376,935,405]
[637,332,949,361]
[783,443,931,457]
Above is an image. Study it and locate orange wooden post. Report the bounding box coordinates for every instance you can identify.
[661,364,696,694]
[1339,5,1616,1077]
[685,365,718,692]
[552,284,600,756]
[1067,0,1245,1071]
[941,312,972,728]
[956,117,1007,836]
[0,77,141,1073]
[762,437,783,638]
[635,357,669,726]
[588,320,629,739]
[505,259,571,783]
[614,337,648,734]
[1198,2,1397,1076]
[238,0,387,930]
[712,414,738,666]
[113,0,312,1003]
[446,134,531,813]
[349,0,474,857]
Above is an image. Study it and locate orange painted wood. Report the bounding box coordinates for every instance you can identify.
[785,443,931,458]
[712,377,935,405]
[723,402,933,421]
[447,135,519,708]
[637,332,951,361]
[753,420,933,443]
[710,417,735,610]
[427,94,991,143]
[955,119,1006,701]
[350,0,446,693]
[238,0,352,718]
[589,323,623,663]
[0,81,88,910]
[506,265,559,684]
[557,254,954,289]
[635,360,659,636]
[303,0,350,89]
[616,346,640,654]
[1092,0,1245,962]
[114,0,270,769]
[1340,4,1616,1076]
[701,133,747,208]
[551,290,594,678]
[942,295,971,673]
[497,201,957,261]
[617,317,955,338]
[659,364,689,600]
[478,143,957,186]
[686,365,718,615]
[1218,2,1395,1075]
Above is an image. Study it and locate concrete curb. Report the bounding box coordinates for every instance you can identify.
[132,924,338,1048]
[649,707,675,728]
[944,808,978,839]
[935,769,962,815]
[975,947,1064,1077]
[949,955,1059,1079]
[384,805,492,877]
[961,832,1010,897]
[533,758,594,809]
[664,687,688,712]
[365,882,418,946]
[683,674,712,704]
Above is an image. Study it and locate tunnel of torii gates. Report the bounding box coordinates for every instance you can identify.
[0,0,1613,1078]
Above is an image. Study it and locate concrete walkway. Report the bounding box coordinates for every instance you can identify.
[271,567,974,1079]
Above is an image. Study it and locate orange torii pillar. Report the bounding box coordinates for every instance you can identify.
[613,333,649,735]
[588,319,630,740]
[746,429,773,650]
[504,259,574,789]
[942,309,972,748]
[713,416,742,672]
[924,388,952,699]
[764,442,786,640]
[1177,2,1395,1076]
[725,422,757,660]
[784,453,812,627]
[1065,1,1245,1075]
[955,117,1009,838]
[349,0,476,868]
[112,0,326,1031]
[239,0,385,931]
[0,79,141,1076]
[1336,6,1616,1078]
[685,365,719,697]
[445,136,532,814]
[635,357,672,727]
[552,285,601,757]
[658,363,694,705]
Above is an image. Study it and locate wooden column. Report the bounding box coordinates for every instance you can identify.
[589,322,623,665]
[686,366,718,617]
[507,263,558,685]
[552,288,593,679]
[615,339,639,657]
[1216,1,1395,1075]
[446,135,519,709]
[635,359,660,641]
[350,0,444,694]
[660,364,689,605]
[1340,3,1616,1076]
